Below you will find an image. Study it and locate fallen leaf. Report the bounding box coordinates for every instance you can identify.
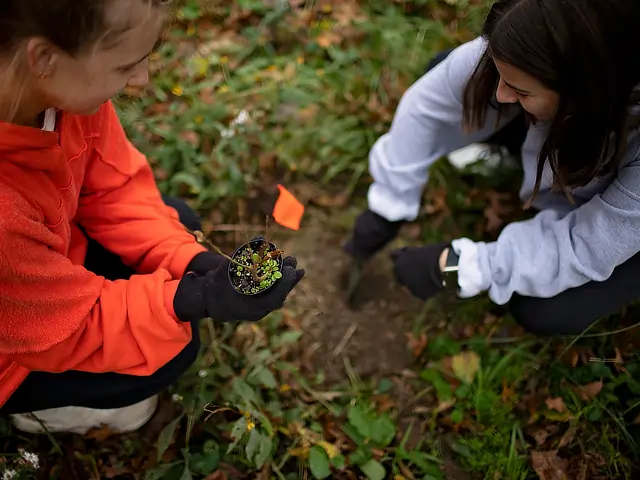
[204,471,228,480]
[545,397,566,413]
[435,399,456,415]
[398,462,416,480]
[572,380,603,402]
[424,187,448,215]
[406,332,428,357]
[530,428,553,446]
[500,380,515,403]
[316,30,342,48]
[451,351,481,384]
[558,426,578,448]
[531,451,569,480]
[85,424,116,441]
[484,191,514,234]
[317,440,340,459]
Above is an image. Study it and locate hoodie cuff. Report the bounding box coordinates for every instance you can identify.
[451,238,490,298]
[168,242,208,279]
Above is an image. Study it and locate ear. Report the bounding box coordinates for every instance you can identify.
[25,37,60,78]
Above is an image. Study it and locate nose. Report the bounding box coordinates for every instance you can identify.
[127,61,150,88]
[496,78,518,104]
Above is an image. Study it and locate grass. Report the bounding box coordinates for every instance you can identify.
[2,0,640,479]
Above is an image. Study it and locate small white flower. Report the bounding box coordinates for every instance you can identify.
[20,450,39,469]
[171,393,183,402]
[3,469,17,480]
[198,369,208,378]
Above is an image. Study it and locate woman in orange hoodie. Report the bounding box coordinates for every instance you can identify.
[0,0,305,434]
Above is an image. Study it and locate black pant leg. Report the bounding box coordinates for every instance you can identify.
[1,196,203,413]
[509,251,640,336]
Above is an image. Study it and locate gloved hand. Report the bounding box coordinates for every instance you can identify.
[390,243,449,301]
[184,251,225,277]
[174,252,305,323]
[343,209,405,261]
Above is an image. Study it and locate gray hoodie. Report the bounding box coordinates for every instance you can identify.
[367,37,640,305]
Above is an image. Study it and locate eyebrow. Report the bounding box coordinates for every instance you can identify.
[117,40,162,70]
[503,79,532,95]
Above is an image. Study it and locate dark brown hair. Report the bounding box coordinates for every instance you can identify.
[463,0,640,203]
[0,0,177,56]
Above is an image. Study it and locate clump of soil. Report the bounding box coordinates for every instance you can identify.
[228,239,284,295]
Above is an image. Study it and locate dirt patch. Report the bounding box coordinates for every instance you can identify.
[273,207,425,384]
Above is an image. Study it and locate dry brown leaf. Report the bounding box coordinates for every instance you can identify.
[434,399,456,415]
[573,380,603,402]
[531,451,570,480]
[406,332,428,357]
[398,461,416,480]
[424,187,448,215]
[533,429,551,446]
[85,424,116,441]
[558,426,578,448]
[180,130,199,147]
[204,471,228,480]
[317,30,342,48]
[484,191,515,234]
[545,397,566,413]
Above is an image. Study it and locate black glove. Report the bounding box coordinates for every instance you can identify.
[174,255,305,323]
[184,251,225,277]
[390,243,449,301]
[344,209,405,261]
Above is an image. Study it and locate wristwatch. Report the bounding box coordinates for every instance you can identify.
[442,247,460,293]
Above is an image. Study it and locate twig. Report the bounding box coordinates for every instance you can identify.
[210,224,266,232]
[331,323,358,359]
[185,226,243,267]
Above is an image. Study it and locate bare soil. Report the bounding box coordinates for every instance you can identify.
[273,207,425,384]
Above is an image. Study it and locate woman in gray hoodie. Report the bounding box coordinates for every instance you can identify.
[344,0,640,335]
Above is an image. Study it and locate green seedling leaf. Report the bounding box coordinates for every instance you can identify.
[420,368,453,401]
[450,408,464,424]
[347,404,372,438]
[377,378,394,394]
[245,429,261,464]
[309,445,332,479]
[232,377,259,405]
[360,459,386,480]
[272,330,303,348]
[254,433,273,469]
[190,451,220,475]
[231,417,247,442]
[227,416,247,455]
[157,414,183,462]
[331,454,346,469]
[249,366,278,389]
[370,414,396,446]
[349,448,370,466]
[451,351,481,384]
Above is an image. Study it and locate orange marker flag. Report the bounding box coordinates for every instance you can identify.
[272,184,305,231]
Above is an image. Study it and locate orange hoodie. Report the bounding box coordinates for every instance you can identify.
[0,101,207,407]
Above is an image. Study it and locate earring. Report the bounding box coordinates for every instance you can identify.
[35,71,47,79]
